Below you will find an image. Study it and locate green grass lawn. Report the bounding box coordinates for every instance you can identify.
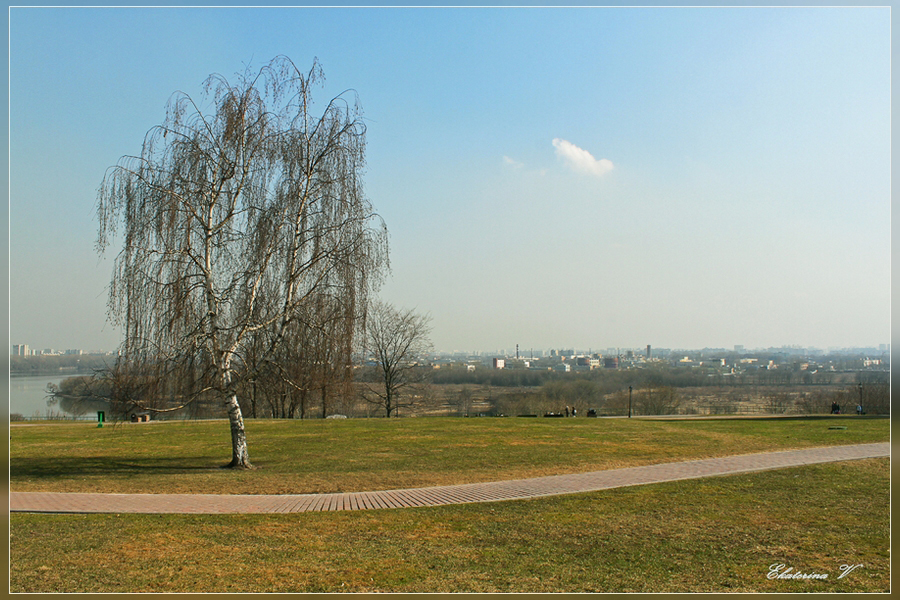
[9,415,889,495]
[9,457,889,593]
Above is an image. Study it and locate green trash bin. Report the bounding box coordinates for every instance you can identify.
[97,411,105,428]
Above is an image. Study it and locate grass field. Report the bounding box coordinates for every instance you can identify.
[9,415,889,495]
[8,416,890,592]
[9,458,889,593]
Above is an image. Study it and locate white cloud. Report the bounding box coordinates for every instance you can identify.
[503,155,524,169]
[552,138,613,177]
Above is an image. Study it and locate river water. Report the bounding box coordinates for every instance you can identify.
[8,373,78,417]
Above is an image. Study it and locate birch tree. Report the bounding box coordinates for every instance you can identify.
[96,56,387,467]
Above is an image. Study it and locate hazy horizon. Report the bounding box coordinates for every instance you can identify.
[9,341,891,358]
[7,5,892,355]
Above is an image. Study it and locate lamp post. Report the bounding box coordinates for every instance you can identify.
[858,382,863,413]
[628,385,632,418]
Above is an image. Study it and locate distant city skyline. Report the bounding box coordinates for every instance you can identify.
[8,6,891,355]
[10,341,891,358]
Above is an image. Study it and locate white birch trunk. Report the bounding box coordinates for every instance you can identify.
[225,393,251,468]
[221,360,251,468]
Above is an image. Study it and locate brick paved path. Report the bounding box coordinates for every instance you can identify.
[9,443,888,515]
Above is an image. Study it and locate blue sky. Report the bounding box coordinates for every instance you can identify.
[6,4,893,354]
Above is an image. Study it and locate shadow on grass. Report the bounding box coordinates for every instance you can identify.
[10,456,227,481]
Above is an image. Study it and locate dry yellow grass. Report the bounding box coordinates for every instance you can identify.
[10,415,888,495]
[10,458,889,593]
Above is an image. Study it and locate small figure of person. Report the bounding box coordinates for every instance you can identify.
[831,402,839,415]
[857,404,863,416]
[565,406,569,417]
[572,407,577,417]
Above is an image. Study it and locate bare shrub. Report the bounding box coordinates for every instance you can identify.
[764,392,793,414]
[636,386,681,415]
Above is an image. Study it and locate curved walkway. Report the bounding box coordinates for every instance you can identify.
[9,443,889,515]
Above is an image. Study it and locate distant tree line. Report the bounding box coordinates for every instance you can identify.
[479,379,682,417]
[10,354,114,375]
[484,380,890,418]
[47,306,362,422]
[430,363,887,389]
[431,367,556,387]
[46,359,890,420]
[430,364,725,389]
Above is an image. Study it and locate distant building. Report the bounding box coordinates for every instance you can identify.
[603,357,619,369]
[575,357,600,369]
[11,344,28,356]
[492,358,505,369]
[700,358,726,367]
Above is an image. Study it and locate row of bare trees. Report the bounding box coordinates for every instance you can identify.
[479,381,682,417]
[478,382,891,417]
